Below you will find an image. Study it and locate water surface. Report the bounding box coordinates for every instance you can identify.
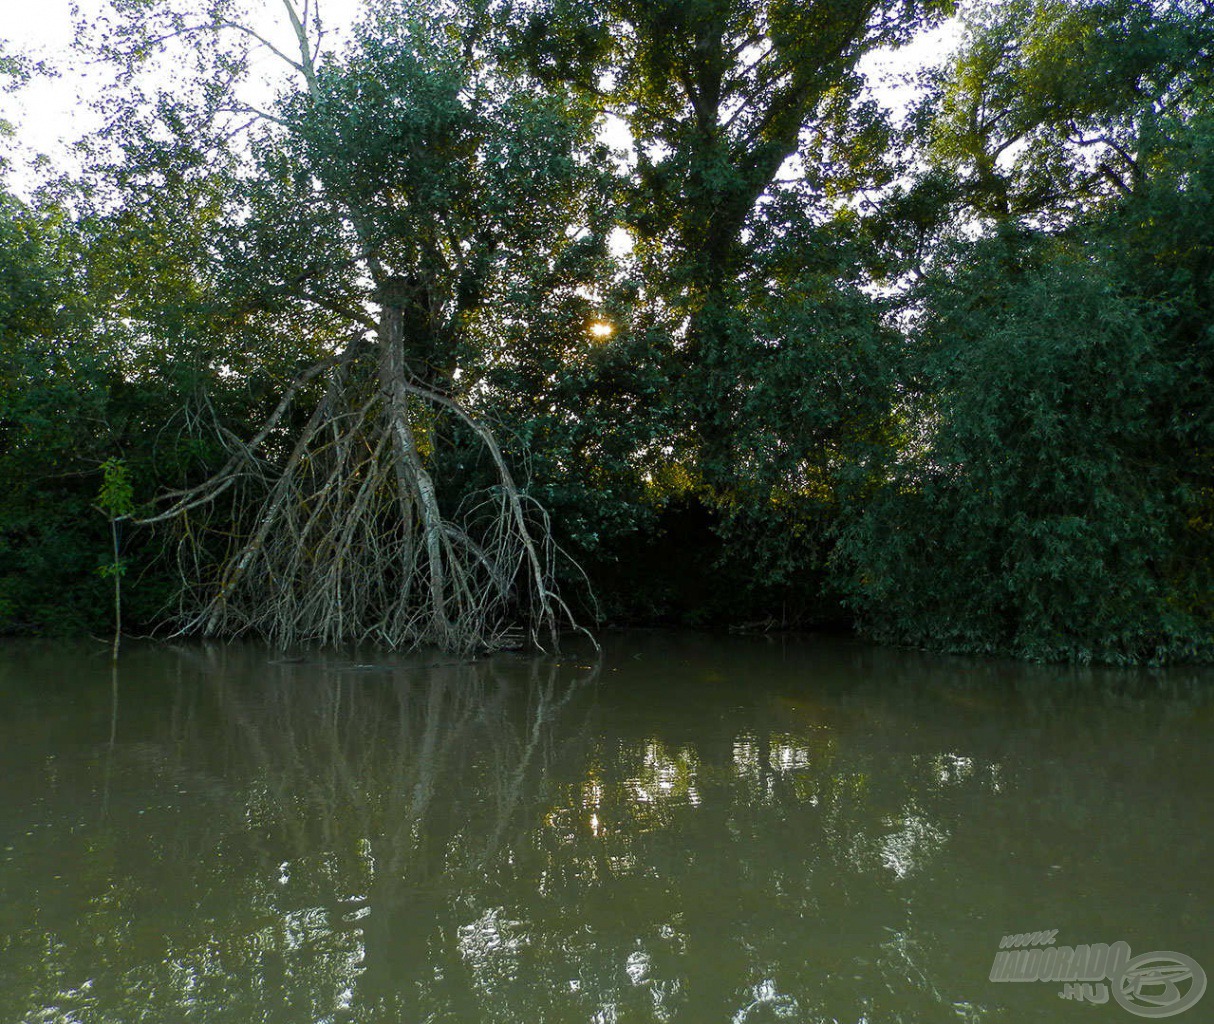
[2,633,1211,1022]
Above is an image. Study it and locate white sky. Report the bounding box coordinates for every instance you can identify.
[1,0,365,191]
[2,0,79,164]
[1,0,959,197]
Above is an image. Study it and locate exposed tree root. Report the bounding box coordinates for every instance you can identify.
[141,345,591,654]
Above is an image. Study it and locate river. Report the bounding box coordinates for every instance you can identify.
[1,632,1210,1022]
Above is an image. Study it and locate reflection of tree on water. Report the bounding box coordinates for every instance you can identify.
[181,648,600,1020]
[510,723,976,1023]
[0,646,598,1023]
[3,637,1213,1023]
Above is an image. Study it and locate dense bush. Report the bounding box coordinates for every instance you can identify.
[835,230,1213,662]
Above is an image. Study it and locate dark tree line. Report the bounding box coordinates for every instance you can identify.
[1,0,1211,662]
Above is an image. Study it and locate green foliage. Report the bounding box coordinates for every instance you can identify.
[831,0,1214,663]
[96,458,135,522]
[0,180,241,636]
[835,231,1212,662]
[495,0,956,623]
[1,0,1211,661]
[922,0,1214,225]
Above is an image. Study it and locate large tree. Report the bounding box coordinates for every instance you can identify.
[501,0,955,624]
[75,0,612,651]
[581,0,953,476]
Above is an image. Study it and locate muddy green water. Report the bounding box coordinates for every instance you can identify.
[1,633,1211,1023]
